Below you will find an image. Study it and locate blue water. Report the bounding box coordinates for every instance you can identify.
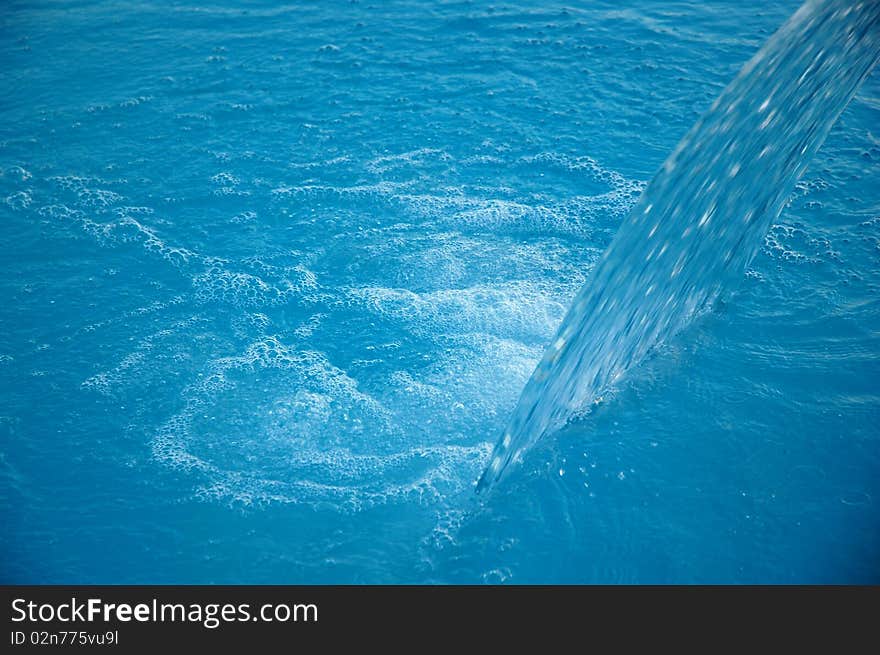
[1,0,878,583]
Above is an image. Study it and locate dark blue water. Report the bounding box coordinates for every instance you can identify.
[2,0,878,583]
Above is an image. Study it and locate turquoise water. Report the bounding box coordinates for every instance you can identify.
[2,0,879,583]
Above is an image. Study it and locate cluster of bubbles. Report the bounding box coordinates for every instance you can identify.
[14,137,646,512]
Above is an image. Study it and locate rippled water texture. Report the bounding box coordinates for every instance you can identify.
[1,0,879,583]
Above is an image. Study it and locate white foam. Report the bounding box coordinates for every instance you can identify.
[346,282,567,342]
[149,334,493,511]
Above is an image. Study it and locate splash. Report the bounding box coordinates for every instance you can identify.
[477,0,880,491]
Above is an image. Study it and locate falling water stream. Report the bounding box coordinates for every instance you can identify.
[478,0,880,490]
